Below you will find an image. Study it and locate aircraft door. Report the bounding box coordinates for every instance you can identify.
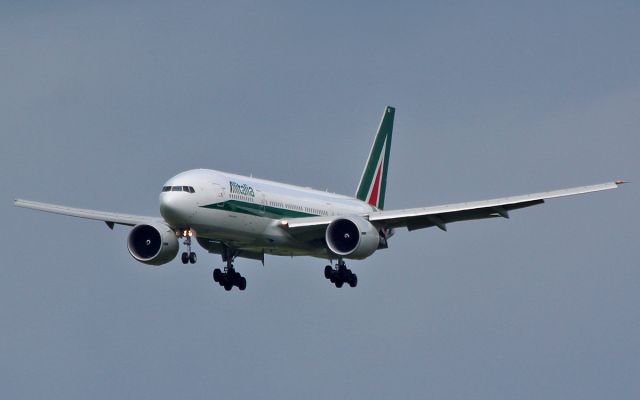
[207,183,226,208]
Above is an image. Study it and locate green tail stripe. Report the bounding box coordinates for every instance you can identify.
[356,106,394,209]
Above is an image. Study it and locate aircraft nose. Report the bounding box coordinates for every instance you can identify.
[160,192,193,225]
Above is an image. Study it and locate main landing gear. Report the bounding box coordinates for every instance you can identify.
[213,266,247,291]
[212,247,246,291]
[324,261,357,288]
[180,231,197,264]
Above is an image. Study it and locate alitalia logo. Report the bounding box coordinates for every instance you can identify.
[230,181,255,197]
[355,106,394,210]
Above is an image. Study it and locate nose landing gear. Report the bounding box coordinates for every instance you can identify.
[179,229,197,264]
[181,251,197,264]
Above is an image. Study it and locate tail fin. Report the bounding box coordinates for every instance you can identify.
[356,106,395,210]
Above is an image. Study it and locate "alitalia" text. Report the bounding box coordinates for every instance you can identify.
[229,181,255,197]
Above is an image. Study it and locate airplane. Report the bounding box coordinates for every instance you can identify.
[14,106,624,291]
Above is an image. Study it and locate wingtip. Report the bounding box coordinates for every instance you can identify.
[615,180,628,185]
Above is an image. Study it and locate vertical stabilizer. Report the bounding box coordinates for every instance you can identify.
[356,106,394,210]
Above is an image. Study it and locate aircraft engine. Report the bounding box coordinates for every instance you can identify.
[325,216,380,259]
[127,223,179,266]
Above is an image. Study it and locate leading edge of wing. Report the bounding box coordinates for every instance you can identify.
[368,181,623,229]
[14,199,162,228]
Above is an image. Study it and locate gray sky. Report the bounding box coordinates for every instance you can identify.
[1,1,638,399]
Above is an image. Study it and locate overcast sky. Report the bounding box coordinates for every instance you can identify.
[1,1,638,399]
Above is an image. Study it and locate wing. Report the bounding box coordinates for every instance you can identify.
[284,181,624,237]
[14,199,162,229]
[368,181,622,231]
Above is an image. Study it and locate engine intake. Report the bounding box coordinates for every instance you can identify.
[325,217,380,259]
[127,223,179,266]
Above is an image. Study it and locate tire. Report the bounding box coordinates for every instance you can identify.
[224,282,233,291]
[335,280,343,288]
[213,268,222,283]
[324,265,332,279]
[348,274,358,288]
[189,252,197,264]
[181,252,189,264]
[238,277,247,291]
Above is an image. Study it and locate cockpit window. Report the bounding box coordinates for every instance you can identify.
[162,185,195,193]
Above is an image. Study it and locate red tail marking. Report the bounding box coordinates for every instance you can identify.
[368,163,383,207]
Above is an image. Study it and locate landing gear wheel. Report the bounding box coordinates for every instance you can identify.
[213,268,222,283]
[213,246,250,292]
[181,232,196,264]
[231,270,240,281]
[324,261,357,288]
[213,260,247,291]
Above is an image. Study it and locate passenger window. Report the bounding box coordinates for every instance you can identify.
[172,186,182,191]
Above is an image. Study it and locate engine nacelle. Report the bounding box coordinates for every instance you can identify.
[127,223,179,266]
[325,217,380,259]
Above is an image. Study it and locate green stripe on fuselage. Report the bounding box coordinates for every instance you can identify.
[201,200,316,219]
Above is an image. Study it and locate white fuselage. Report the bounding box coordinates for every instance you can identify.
[159,169,376,258]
